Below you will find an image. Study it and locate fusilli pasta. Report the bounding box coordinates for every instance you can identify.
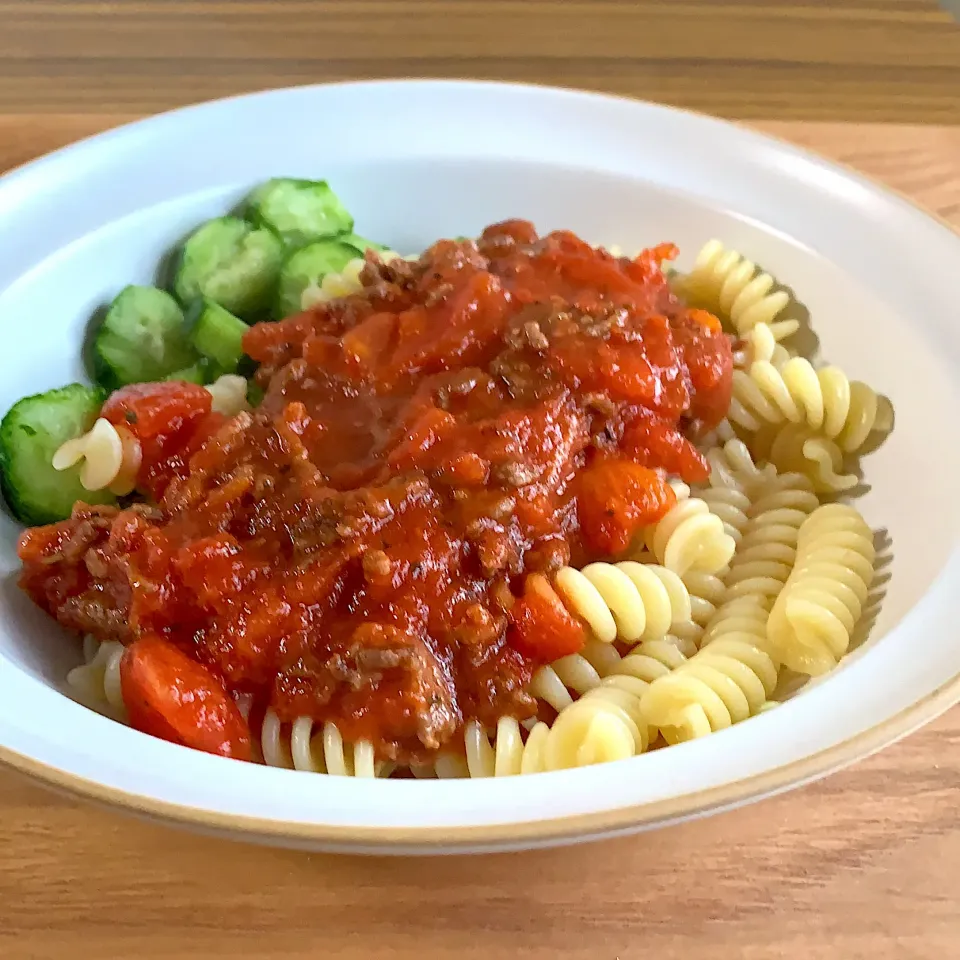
[722,472,820,605]
[677,240,799,341]
[52,417,141,495]
[766,503,876,676]
[729,354,893,453]
[642,497,737,577]
[672,569,729,650]
[66,637,126,720]
[260,709,388,778]
[702,435,777,497]
[543,683,649,770]
[640,636,779,743]
[464,717,549,777]
[749,422,857,493]
[553,561,692,644]
[530,638,624,712]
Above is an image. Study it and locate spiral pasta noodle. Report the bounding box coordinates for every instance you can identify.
[729,354,893,453]
[464,716,549,777]
[260,709,388,778]
[643,497,737,577]
[671,569,729,650]
[66,637,126,719]
[640,635,779,743]
[699,594,770,650]
[530,638,625,712]
[542,681,649,770]
[553,561,692,644]
[703,435,776,498]
[766,503,876,677]
[749,422,857,494]
[697,486,752,545]
[722,472,821,606]
[677,240,798,341]
[52,417,141,495]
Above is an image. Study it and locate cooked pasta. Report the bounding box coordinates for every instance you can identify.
[722,472,820,605]
[260,709,389,778]
[530,638,625,711]
[543,685,649,770]
[766,503,876,676]
[672,569,729,649]
[697,486,752,545]
[643,497,737,577]
[66,637,126,719]
[553,562,692,644]
[737,319,794,369]
[699,594,770,650]
[613,637,689,683]
[729,355,893,453]
[464,717,549,777]
[205,373,251,416]
[749,422,857,493]
[52,417,141,495]
[677,240,799,341]
[703,435,776,497]
[640,636,779,743]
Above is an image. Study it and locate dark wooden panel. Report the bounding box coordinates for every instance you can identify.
[0,0,958,121]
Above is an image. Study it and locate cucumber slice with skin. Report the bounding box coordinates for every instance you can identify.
[173,216,284,320]
[341,233,388,255]
[93,285,198,390]
[188,299,249,373]
[0,384,115,525]
[164,357,220,385]
[246,178,354,249]
[274,239,359,319]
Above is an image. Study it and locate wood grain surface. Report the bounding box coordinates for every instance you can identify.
[2,0,960,123]
[2,3,960,957]
[0,114,959,960]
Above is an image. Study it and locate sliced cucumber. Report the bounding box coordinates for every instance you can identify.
[164,357,220,385]
[274,239,359,319]
[92,285,198,390]
[341,233,388,255]
[246,178,354,249]
[188,299,249,373]
[173,216,284,320]
[0,384,115,525]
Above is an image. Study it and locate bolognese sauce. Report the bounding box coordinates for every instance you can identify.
[18,222,733,764]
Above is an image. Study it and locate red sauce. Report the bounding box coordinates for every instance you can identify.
[18,223,732,763]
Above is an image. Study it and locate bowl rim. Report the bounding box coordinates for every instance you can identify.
[2,77,959,850]
[2,664,958,849]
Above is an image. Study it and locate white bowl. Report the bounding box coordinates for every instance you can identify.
[0,81,958,855]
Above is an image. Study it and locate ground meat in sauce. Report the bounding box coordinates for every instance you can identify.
[17,222,733,764]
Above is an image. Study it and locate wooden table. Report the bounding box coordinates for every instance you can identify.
[2,4,960,960]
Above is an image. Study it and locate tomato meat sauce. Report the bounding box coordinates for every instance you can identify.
[18,223,732,764]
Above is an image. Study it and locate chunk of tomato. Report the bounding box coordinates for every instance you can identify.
[622,413,709,484]
[102,382,216,499]
[508,572,586,662]
[119,633,252,760]
[101,381,212,439]
[577,458,676,556]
